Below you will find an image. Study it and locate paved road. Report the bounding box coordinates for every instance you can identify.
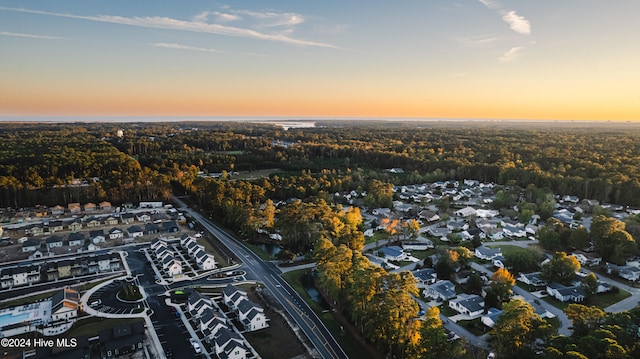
[173,196,348,359]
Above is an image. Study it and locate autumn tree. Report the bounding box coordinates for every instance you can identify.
[490,299,553,359]
[490,268,516,302]
[541,252,580,285]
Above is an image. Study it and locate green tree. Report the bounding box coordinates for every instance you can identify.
[569,227,590,250]
[590,215,626,261]
[582,272,598,297]
[564,304,606,336]
[539,225,561,251]
[490,298,552,359]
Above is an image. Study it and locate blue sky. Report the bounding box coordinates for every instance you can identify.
[1,1,639,120]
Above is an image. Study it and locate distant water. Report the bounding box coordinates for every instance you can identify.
[0,116,637,127]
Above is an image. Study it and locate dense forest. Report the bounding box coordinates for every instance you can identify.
[2,121,640,358]
[3,121,640,208]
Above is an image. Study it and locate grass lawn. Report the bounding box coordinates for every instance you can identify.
[406,249,437,260]
[282,269,380,359]
[545,316,561,330]
[438,304,458,318]
[541,296,570,311]
[586,287,631,308]
[488,244,536,257]
[457,317,490,336]
[365,232,389,246]
[244,242,275,261]
[232,168,281,180]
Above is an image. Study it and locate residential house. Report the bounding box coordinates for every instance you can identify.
[103,215,119,226]
[546,282,586,302]
[98,322,145,359]
[50,288,80,321]
[26,224,44,236]
[162,220,179,233]
[517,272,547,287]
[492,256,506,269]
[426,227,452,238]
[84,202,97,212]
[144,223,160,235]
[237,299,269,332]
[419,210,440,222]
[67,218,83,231]
[68,203,81,214]
[99,201,112,211]
[46,220,64,233]
[108,227,124,240]
[605,263,640,282]
[68,232,85,247]
[22,238,41,252]
[162,256,182,277]
[502,225,526,238]
[481,308,503,328]
[120,213,135,224]
[201,312,228,342]
[449,294,485,317]
[85,217,101,228]
[194,249,217,271]
[89,229,105,244]
[380,246,407,261]
[474,246,502,261]
[135,212,151,222]
[188,291,214,316]
[45,235,64,250]
[223,284,248,311]
[446,220,469,232]
[413,268,437,287]
[51,205,65,215]
[424,280,457,302]
[127,225,144,238]
[403,240,434,250]
[213,328,247,359]
[455,207,477,218]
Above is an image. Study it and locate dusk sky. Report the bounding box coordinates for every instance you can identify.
[1,1,639,120]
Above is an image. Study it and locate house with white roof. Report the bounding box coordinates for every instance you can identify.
[517,272,547,287]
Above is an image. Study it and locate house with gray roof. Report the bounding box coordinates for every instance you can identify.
[449,293,484,317]
[424,280,457,302]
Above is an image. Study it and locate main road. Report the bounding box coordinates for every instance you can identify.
[172,197,348,359]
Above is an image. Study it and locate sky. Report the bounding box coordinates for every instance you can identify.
[1,0,639,121]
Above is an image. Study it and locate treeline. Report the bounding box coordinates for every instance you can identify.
[315,238,468,359]
[0,126,171,206]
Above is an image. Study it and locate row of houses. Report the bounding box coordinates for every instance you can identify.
[187,286,267,359]
[32,202,113,217]
[23,212,174,237]
[180,234,217,271]
[22,221,180,255]
[0,253,122,289]
[222,284,269,332]
[150,238,183,277]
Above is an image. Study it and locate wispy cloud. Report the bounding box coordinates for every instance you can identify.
[0,7,336,48]
[502,11,530,35]
[478,0,531,35]
[457,35,501,47]
[0,31,68,40]
[499,46,524,62]
[150,42,267,57]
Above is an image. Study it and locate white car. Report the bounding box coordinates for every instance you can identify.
[189,338,201,353]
